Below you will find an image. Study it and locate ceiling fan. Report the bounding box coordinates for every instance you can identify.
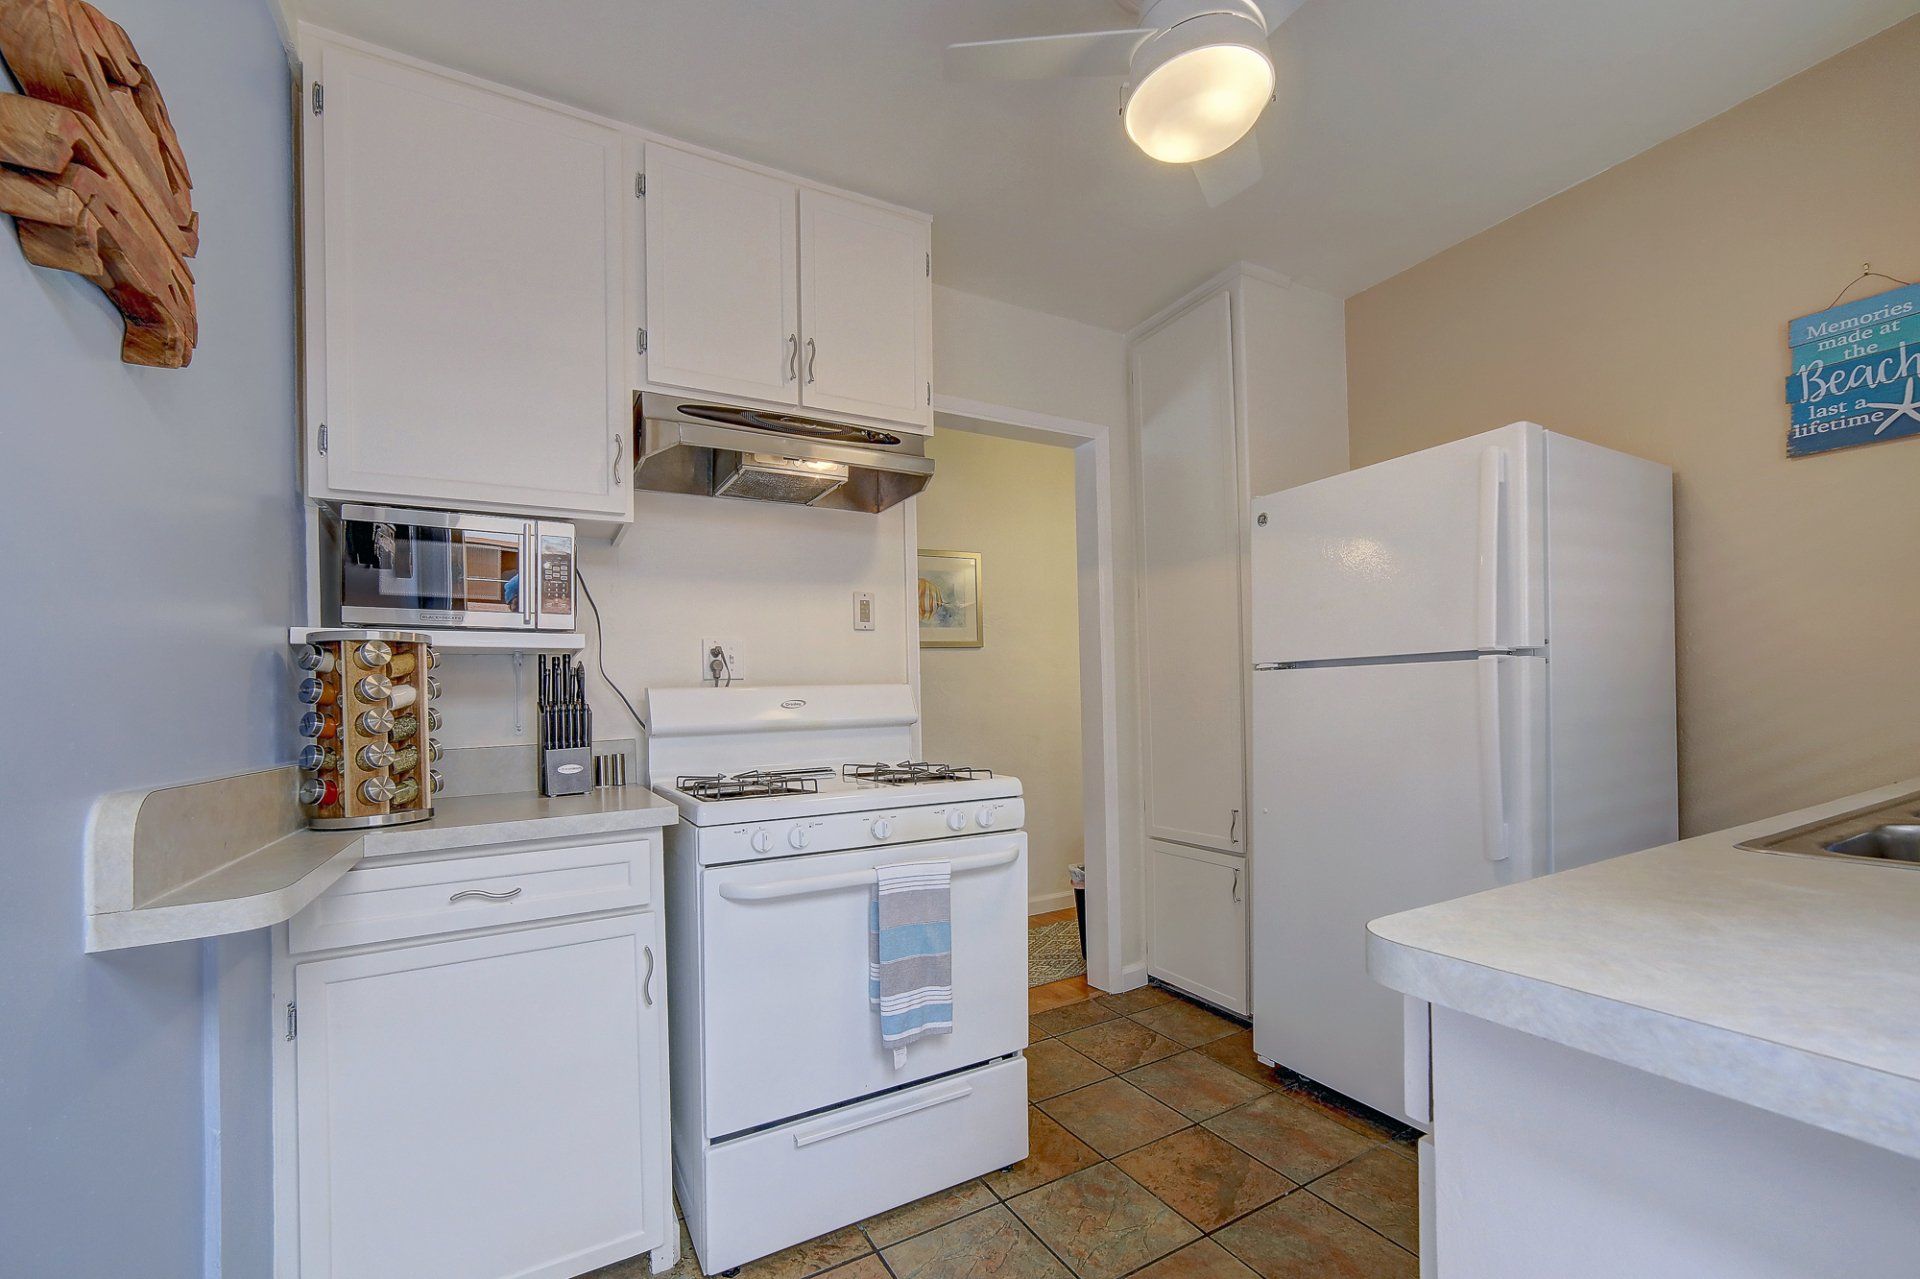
[944,0,1304,206]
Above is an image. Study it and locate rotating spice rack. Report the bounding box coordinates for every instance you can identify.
[294,629,443,830]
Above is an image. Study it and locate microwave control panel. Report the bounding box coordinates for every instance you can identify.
[537,532,574,618]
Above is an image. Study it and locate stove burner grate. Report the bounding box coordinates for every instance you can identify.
[675,768,829,801]
[842,761,994,786]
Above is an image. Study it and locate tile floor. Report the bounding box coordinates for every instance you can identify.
[594,980,1419,1279]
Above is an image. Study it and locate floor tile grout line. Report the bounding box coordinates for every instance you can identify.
[1293,1183,1422,1261]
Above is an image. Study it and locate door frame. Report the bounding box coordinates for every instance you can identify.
[902,394,1129,994]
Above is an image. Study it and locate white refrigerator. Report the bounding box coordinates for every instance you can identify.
[1248,422,1677,1124]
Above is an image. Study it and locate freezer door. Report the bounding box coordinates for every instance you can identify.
[1250,656,1544,1122]
[1250,422,1545,663]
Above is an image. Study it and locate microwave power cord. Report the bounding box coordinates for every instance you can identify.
[576,566,647,733]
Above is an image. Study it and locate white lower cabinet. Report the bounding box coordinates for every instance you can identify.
[1146,841,1248,1014]
[280,837,672,1279]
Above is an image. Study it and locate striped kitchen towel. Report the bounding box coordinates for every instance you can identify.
[868,859,953,1068]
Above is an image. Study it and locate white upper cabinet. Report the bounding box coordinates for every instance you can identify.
[798,189,933,427]
[640,147,932,432]
[301,34,632,522]
[640,142,800,408]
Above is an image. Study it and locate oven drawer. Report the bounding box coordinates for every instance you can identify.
[695,1056,1027,1273]
[290,837,653,954]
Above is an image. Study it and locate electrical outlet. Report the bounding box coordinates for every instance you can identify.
[699,638,742,685]
[853,592,875,632]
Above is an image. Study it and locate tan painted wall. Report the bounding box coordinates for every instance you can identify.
[1345,17,1920,835]
[916,429,1085,911]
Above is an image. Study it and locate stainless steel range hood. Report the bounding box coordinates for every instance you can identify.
[635,395,933,514]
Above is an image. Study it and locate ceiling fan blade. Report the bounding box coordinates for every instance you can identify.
[1192,138,1264,207]
[1256,0,1307,33]
[943,29,1150,81]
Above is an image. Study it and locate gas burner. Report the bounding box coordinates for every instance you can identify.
[675,768,830,801]
[842,761,995,786]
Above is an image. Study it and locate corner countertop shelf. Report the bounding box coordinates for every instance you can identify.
[1368,776,1920,1161]
[288,626,586,654]
[85,768,677,953]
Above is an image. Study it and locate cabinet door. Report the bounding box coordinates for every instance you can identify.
[1147,841,1248,1014]
[305,40,630,519]
[641,142,799,406]
[294,913,664,1279]
[1133,290,1247,853]
[798,189,932,429]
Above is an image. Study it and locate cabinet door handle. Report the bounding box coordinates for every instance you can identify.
[787,333,799,382]
[1232,867,1242,903]
[642,944,656,1007]
[449,886,522,904]
[805,337,817,384]
[612,433,623,486]
[1229,809,1239,844]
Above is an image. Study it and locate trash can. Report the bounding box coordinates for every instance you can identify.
[1069,863,1087,960]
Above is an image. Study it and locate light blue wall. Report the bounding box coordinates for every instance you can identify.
[0,0,297,1272]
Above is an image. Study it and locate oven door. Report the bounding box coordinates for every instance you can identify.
[698,832,1028,1138]
[335,505,536,630]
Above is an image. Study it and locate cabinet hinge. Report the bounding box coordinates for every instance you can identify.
[317,423,328,456]
[311,82,323,115]
[926,382,931,406]
[635,172,646,198]
[925,251,931,278]
[636,328,648,355]
[285,1001,298,1041]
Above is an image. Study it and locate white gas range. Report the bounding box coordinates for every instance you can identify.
[648,685,1030,1274]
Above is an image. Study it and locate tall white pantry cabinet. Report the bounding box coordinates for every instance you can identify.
[1128,268,1349,1016]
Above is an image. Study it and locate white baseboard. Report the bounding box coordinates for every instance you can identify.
[1028,889,1075,916]
[1111,960,1149,993]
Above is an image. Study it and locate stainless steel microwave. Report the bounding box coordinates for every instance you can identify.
[318,504,576,632]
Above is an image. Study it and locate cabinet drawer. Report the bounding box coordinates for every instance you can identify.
[696,1056,1026,1273]
[291,837,653,954]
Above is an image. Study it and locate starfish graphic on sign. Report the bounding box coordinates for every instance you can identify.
[1863,379,1920,435]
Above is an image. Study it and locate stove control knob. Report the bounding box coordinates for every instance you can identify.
[788,827,810,850]
[750,830,774,854]
[946,809,968,832]
[975,806,996,830]
[871,818,894,841]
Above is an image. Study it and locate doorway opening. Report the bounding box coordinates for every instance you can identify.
[905,396,1128,996]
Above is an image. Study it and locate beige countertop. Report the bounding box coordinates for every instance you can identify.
[87,773,678,953]
[1368,777,1920,1159]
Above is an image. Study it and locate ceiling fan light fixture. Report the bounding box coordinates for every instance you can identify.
[1122,13,1274,164]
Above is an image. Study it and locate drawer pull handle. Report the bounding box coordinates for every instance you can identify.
[792,1085,973,1149]
[449,887,523,904]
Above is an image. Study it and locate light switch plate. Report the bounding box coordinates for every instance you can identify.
[853,592,875,631]
[699,638,742,685]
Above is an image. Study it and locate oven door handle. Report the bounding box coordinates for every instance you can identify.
[717,845,1020,903]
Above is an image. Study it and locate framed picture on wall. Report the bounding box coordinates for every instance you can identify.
[918,550,984,648]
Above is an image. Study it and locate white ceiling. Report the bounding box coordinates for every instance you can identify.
[286,0,1920,330]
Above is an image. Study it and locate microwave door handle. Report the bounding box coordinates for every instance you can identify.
[520,527,536,628]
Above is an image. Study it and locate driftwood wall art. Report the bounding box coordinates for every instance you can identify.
[0,0,196,367]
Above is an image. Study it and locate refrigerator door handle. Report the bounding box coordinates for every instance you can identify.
[1477,447,1508,650]
[1478,655,1512,862]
